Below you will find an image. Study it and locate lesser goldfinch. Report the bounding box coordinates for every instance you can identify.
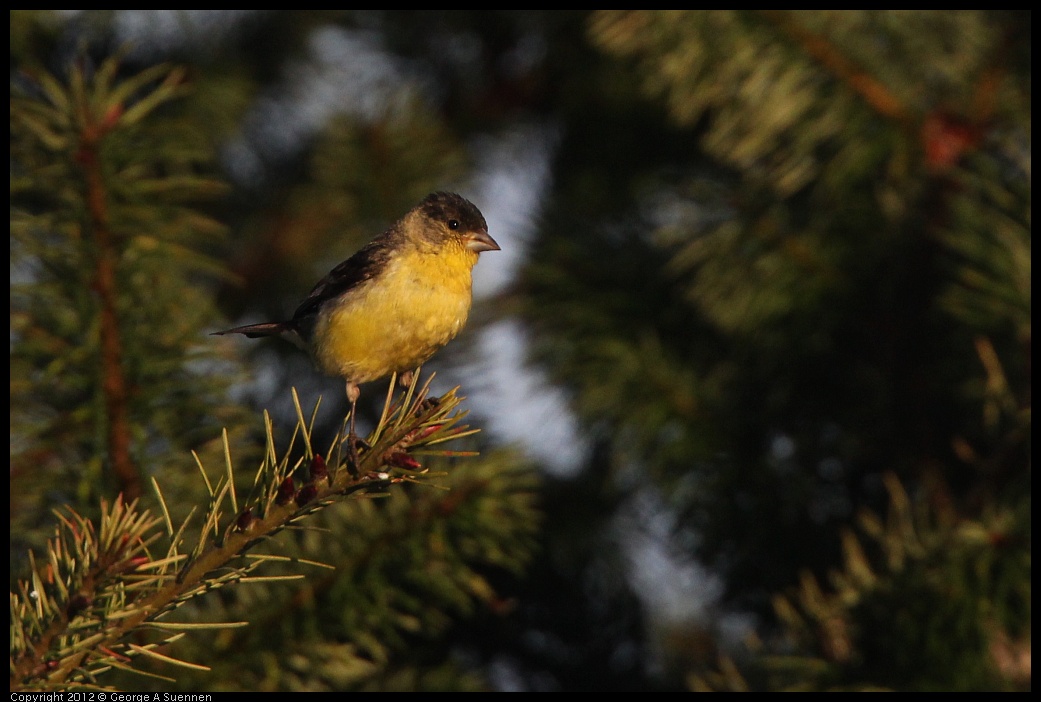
[214,191,499,469]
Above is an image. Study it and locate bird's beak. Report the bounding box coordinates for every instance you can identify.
[465,229,500,253]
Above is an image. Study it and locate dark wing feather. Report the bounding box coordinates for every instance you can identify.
[288,232,398,339]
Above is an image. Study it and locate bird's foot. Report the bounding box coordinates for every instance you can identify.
[414,396,441,416]
[344,432,370,477]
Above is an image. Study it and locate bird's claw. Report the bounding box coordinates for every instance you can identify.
[414,397,440,416]
[344,431,370,477]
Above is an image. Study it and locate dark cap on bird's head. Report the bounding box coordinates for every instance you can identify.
[418,192,499,253]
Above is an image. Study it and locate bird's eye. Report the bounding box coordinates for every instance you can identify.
[447,219,460,230]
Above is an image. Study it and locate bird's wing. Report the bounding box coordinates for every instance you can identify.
[289,234,397,330]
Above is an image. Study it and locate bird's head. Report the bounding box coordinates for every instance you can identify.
[415,191,500,254]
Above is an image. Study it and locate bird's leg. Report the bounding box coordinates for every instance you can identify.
[345,380,362,476]
[398,369,414,389]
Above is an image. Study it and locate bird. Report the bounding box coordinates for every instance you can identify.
[213,191,499,473]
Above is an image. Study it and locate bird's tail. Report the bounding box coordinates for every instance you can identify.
[211,321,288,339]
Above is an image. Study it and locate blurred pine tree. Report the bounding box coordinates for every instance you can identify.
[10,12,540,692]
[10,9,1030,692]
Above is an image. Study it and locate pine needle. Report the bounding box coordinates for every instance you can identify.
[127,643,211,671]
[222,428,238,514]
[152,476,175,537]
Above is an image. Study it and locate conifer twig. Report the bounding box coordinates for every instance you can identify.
[10,382,477,692]
[760,11,911,124]
[72,60,139,500]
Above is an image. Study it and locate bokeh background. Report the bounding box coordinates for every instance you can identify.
[11,10,1030,691]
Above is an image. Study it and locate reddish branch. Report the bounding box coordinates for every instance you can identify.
[763,11,1004,172]
[76,104,140,501]
[761,10,912,125]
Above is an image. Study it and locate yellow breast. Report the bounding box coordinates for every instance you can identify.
[312,244,478,384]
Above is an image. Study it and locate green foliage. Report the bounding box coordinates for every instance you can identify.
[10,33,540,693]
[159,447,538,692]
[938,151,1031,343]
[11,380,527,691]
[10,10,1030,692]
[587,10,1030,346]
[691,474,1031,691]
[523,10,1029,689]
[10,55,247,532]
[535,5,1030,569]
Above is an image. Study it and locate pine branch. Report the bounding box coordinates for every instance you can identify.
[175,444,539,691]
[12,53,242,520]
[760,10,911,124]
[72,60,138,500]
[692,472,1031,691]
[10,376,480,692]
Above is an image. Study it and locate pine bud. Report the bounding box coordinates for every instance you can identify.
[310,453,329,484]
[386,452,422,471]
[275,476,295,505]
[234,508,254,533]
[296,484,318,506]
